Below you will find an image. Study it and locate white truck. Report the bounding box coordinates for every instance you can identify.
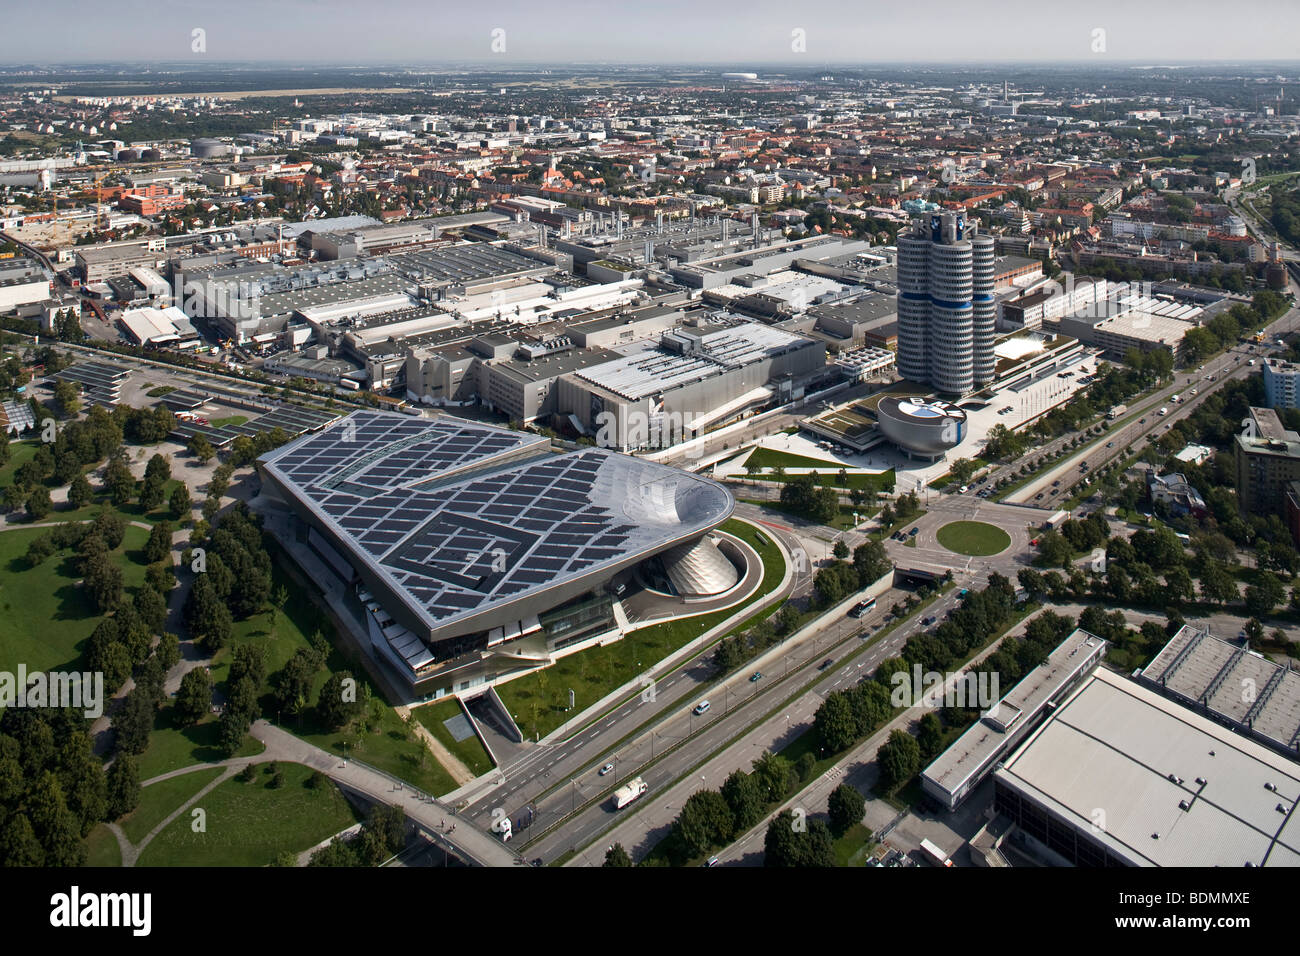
[491,814,513,842]
[613,777,648,810]
[920,838,953,867]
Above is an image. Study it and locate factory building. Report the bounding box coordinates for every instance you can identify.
[557,320,825,451]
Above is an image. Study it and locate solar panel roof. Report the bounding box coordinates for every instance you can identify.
[260,410,734,638]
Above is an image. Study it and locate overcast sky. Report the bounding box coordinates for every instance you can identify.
[3,0,1299,66]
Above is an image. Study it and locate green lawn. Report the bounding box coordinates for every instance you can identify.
[833,822,876,866]
[0,441,37,490]
[122,766,226,844]
[498,518,786,741]
[83,824,122,867]
[135,761,361,867]
[48,478,186,527]
[745,447,846,471]
[0,524,151,674]
[136,705,266,780]
[226,557,458,797]
[414,698,495,777]
[740,469,896,493]
[935,521,1011,557]
[145,386,175,398]
[208,416,248,428]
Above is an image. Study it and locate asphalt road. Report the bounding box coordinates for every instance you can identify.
[555,572,987,864]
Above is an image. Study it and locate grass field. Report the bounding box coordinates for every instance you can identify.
[208,416,249,428]
[833,822,876,866]
[497,518,786,741]
[84,824,122,867]
[209,559,459,797]
[135,761,360,867]
[136,705,266,780]
[745,448,845,471]
[0,441,37,490]
[414,698,495,777]
[935,521,1011,557]
[0,524,151,674]
[122,766,226,844]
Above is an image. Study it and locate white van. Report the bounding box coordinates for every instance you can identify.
[693,700,711,715]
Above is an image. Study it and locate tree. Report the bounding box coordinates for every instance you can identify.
[827,783,866,837]
[67,473,93,510]
[603,843,632,867]
[720,770,765,833]
[105,754,140,820]
[25,533,55,567]
[275,647,325,716]
[317,671,362,730]
[139,474,166,513]
[169,482,191,521]
[113,688,155,755]
[0,814,44,866]
[832,539,849,560]
[144,521,173,564]
[53,380,80,418]
[145,453,171,484]
[83,558,123,613]
[175,668,213,726]
[1244,571,1285,618]
[763,811,835,867]
[917,711,944,760]
[875,729,921,794]
[949,458,978,485]
[25,485,51,521]
[1199,561,1239,606]
[104,461,134,509]
[671,789,734,859]
[751,751,796,803]
[814,690,859,753]
[188,434,215,464]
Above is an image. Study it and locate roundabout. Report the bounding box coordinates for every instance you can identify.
[935,520,1012,557]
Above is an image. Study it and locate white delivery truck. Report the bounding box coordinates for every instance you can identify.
[919,838,953,867]
[614,777,648,810]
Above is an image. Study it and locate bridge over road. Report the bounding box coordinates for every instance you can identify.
[251,721,524,867]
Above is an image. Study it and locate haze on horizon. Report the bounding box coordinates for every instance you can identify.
[2,0,1299,68]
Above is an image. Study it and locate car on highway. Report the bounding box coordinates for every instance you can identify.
[749,671,763,683]
[693,700,710,715]
[598,763,614,776]
[1106,441,1114,448]
[819,658,834,670]
[922,616,936,626]
[705,856,720,867]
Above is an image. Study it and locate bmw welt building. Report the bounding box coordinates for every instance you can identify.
[257,410,738,699]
